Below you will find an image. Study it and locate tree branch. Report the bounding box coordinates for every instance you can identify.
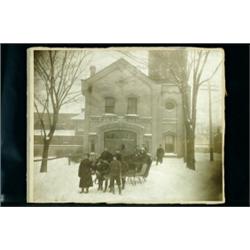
[198,60,222,86]
[61,92,82,106]
[34,100,47,138]
[196,51,210,84]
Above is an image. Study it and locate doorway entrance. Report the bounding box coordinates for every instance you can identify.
[164,134,175,153]
[104,130,137,154]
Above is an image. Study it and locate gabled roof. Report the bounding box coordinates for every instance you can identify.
[83,58,157,88]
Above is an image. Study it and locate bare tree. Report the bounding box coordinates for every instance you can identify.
[171,49,222,170]
[34,50,90,172]
[118,49,223,169]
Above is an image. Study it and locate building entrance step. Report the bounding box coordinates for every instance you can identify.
[164,153,178,158]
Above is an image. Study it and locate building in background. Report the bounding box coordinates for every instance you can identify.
[82,51,187,157]
[33,49,223,160]
[34,112,84,157]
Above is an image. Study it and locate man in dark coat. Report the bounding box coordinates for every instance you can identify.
[115,150,122,161]
[109,156,122,194]
[78,153,93,193]
[156,144,165,165]
[99,148,113,163]
[134,147,147,172]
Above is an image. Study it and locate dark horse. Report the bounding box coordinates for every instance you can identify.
[94,159,110,192]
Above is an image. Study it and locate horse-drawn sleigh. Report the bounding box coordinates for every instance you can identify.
[92,151,152,193]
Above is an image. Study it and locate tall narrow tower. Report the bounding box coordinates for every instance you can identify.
[148,48,188,158]
[148,49,187,83]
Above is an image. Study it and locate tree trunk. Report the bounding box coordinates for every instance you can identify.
[40,112,58,173]
[186,125,195,170]
[186,85,198,171]
[40,139,50,172]
[183,125,187,163]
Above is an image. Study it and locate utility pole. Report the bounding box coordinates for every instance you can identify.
[208,81,214,161]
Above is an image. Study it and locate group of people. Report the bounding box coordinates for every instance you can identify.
[78,147,128,195]
[78,144,164,195]
[95,148,126,195]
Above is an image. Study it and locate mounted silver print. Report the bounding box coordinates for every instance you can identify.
[27,47,225,204]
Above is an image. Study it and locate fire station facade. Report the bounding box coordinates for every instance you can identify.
[81,57,185,157]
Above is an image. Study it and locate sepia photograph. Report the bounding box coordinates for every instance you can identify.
[1,2,250,250]
[27,47,225,204]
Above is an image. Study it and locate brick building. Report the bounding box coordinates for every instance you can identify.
[81,50,187,157]
[34,112,84,156]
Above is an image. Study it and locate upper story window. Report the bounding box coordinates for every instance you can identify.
[105,97,115,113]
[127,97,137,114]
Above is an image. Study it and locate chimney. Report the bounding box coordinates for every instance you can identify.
[89,65,96,77]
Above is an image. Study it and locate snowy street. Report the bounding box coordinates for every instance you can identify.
[33,154,223,204]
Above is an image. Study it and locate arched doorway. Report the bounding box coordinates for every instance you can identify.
[104,130,137,154]
[164,134,176,153]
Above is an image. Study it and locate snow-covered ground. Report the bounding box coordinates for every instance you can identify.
[33,154,223,204]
